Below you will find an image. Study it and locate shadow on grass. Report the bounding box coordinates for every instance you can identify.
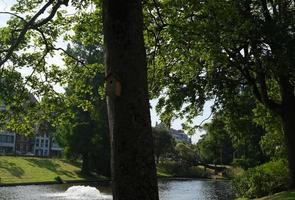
[0,160,24,178]
[75,170,108,181]
[61,159,82,168]
[24,158,76,178]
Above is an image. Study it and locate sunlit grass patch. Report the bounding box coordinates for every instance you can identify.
[0,156,105,184]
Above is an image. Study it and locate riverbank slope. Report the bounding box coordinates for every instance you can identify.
[237,191,295,200]
[255,191,295,200]
[0,156,107,185]
[1,156,238,186]
[157,161,242,179]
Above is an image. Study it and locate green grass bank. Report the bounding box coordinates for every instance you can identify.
[255,191,295,200]
[157,161,243,179]
[0,156,240,186]
[236,191,295,200]
[0,156,107,185]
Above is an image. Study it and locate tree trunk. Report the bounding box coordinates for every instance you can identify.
[281,103,295,189]
[278,77,295,189]
[220,148,223,165]
[81,153,89,175]
[103,1,159,200]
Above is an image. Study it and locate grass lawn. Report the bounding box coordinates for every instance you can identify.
[0,156,106,184]
[236,191,295,200]
[157,166,174,177]
[254,191,295,200]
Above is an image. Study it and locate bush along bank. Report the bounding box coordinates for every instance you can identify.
[156,161,240,179]
[157,161,209,178]
[233,159,289,199]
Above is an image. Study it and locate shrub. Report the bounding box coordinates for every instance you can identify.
[54,176,63,183]
[157,161,180,175]
[157,161,208,178]
[232,158,257,169]
[224,166,244,179]
[233,159,288,199]
[184,166,208,178]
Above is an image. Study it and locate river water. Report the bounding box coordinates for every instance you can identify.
[0,179,233,200]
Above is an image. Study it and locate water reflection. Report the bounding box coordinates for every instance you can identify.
[0,179,233,200]
[159,179,233,200]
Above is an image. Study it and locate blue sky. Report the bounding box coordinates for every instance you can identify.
[0,0,211,143]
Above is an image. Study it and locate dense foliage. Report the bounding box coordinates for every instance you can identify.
[233,159,289,199]
[197,90,268,167]
[55,40,110,175]
[145,0,295,188]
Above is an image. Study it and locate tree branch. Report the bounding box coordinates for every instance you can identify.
[0,0,69,68]
[260,0,273,22]
[151,0,165,27]
[256,70,282,113]
[224,47,282,114]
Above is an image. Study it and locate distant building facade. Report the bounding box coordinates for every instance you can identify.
[155,123,192,144]
[0,95,63,157]
[0,131,16,154]
[15,134,35,155]
[0,132,63,157]
[169,128,192,144]
[34,134,51,157]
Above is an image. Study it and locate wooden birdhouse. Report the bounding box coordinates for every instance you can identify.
[105,72,122,97]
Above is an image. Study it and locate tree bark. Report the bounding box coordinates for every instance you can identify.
[103,1,159,200]
[281,102,295,189]
[81,152,89,175]
[278,77,295,189]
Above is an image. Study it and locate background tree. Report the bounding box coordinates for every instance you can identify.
[222,90,267,165]
[175,143,198,167]
[253,104,287,160]
[152,127,175,163]
[56,42,110,176]
[198,117,234,165]
[197,90,267,168]
[146,0,295,188]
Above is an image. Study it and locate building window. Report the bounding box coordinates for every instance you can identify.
[7,136,13,143]
[44,150,48,156]
[45,140,48,148]
[41,139,44,147]
[0,135,14,143]
[20,144,24,151]
[36,139,39,147]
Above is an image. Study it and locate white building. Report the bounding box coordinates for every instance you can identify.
[34,134,50,157]
[169,129,192,144]
[155,123,192,144]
